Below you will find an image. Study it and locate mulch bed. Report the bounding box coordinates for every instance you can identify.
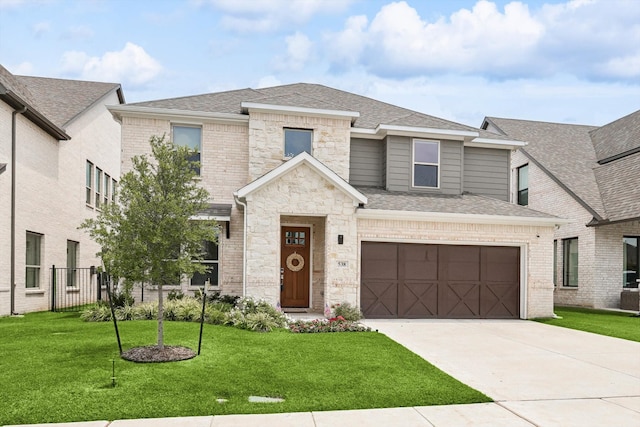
[121,345,196,363]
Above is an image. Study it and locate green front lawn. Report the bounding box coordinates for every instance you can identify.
[0,312,489,424]
[536,306,640,342]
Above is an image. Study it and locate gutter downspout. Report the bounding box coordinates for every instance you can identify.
[11,105,27,315]
[233,194,248,297]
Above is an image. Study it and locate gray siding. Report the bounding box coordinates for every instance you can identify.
[349,138,384,187]
[463,147,510,201]
[386,136,462,194]
[386,136,410,191]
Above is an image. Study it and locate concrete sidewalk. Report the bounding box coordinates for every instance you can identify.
[6,320,640,427]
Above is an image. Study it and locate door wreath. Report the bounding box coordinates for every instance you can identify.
[286,252,305,272]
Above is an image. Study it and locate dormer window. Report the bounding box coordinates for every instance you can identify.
[284,128,312,158]
[412,139,440,188]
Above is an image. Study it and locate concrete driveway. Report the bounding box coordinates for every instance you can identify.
[364,319,640,426]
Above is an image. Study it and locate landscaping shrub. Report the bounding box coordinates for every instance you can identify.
[133,302,157,320]
[167,289,185,301]
[80,302,111,322]
[203,305,227,325]
[289,316,372,333]
[331,302,362,321]
[245,311,280,332]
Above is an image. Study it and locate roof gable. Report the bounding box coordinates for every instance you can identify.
[235,151,367,205]
[589,109,640,163]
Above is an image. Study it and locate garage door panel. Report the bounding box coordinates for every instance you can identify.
[481,282,520,318]
[399,281,438,318]
[441,282,481,318]
[400,244,438,280]
[361,280,398,318]
[361,243,398,280]
[442,246,481,281]
[483,247,520,282]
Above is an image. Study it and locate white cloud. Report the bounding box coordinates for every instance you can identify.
[273,32,313,72]
[10,61,34,75]
[32,21,50,37]
[206,0,355,32]
[324,0,640,81]
[60,42,162,87]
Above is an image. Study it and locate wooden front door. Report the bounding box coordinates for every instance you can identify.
[281,226,310,308]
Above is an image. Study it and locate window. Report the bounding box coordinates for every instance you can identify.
[66,240,78,287]
[517,164,529,206]
[173,125,202,175]
[26,232,42,288]
[86,161,93,205]
[104,174,110,206]
[191,240,219,287]
[111,179,117,203]
[413,139,439,188]
[623,236,639,288]
[95,167,102,208]
[563,238,578,287]
[284,128,312,158]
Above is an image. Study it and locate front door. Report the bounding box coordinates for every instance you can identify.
[281,226,310,308]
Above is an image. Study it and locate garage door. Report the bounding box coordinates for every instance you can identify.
[361,242,520,319]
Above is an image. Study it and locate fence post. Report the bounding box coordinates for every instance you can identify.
[97,272,102,302]
[51,265,56,312]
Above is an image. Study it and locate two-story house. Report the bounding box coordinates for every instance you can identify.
[482,111,640,310]
[109,83,562,319]
[0,65,124,315]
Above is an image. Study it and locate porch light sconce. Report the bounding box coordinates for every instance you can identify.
[338,235,344,245]
[89,266,97,275]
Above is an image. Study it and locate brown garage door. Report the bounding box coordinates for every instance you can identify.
[361,242,520,319]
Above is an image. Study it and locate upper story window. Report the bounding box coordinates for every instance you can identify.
[95,167,103,209]
[284,128,312,158]
[172,125,202,175]
[413,139,439,188]
[86,161,93,205]
[26,232,42,289]
[104,173,111,206]
[517,164,529,206]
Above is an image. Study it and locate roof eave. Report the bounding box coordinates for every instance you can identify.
[357,208,567,227]
[0,90,70,140]
[240,102,360,124]
[107,104,249,124]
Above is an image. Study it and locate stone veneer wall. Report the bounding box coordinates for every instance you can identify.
[357,217,556,319]
[244,162,359,308]
[247,112,351,182]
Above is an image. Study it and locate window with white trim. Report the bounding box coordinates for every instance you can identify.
[26,232,42,288]
[172,125,202,175]
[284,128,312,158]
[104,173,110,206]
[413,139,439,188]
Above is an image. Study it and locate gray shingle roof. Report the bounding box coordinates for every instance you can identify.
[593,151,640,223]
[16,75,123,128]
[589,109,640,163]
[357,187,557,219]
[129,83,511,139]
[485,117,605,220]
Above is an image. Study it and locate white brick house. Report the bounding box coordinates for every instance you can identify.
[482,112,640,310]
[0,65,124,315]
[110,84,563,319]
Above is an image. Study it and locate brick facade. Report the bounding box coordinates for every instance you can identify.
[0,92,121,315]
[512,151,640,308]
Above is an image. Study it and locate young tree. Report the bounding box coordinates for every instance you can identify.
[81,135,217,349]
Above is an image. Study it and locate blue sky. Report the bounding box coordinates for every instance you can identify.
[1,0,639,127]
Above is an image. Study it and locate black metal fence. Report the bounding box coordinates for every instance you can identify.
[50,265,109,312]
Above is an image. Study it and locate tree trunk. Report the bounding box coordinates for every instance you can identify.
[157,283,164,349]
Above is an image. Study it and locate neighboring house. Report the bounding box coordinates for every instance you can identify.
[109,83,562,319]
[0,65,124,315]
[482,111,640,309]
